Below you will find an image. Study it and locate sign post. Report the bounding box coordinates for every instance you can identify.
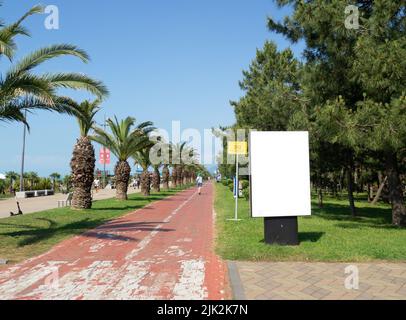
[227,141,248,221]
[99,147,111,188]
[249,132,311,246]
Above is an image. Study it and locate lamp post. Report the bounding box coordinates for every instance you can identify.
[19,111,27,192]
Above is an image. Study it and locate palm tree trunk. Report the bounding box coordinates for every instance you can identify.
[115,160,131,200]
[172,166,178,188]
[183,171,187,185]
[141,170,151,196]
[152,167,160,192]
[70,137,95,209]
[162,165,170,190]
[177,167,183,186]
[385,152,406,227]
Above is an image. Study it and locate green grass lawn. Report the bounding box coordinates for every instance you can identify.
[0,194,12,201]
[0,186,190,264]
[214,183,406,262]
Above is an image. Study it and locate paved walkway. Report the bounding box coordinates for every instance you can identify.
[0,183,228,300]
[0,188,140,219]
[229,261,406,300]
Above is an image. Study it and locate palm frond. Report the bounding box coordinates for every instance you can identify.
[44,73,109,99]
[74,99,101,136]
[0,104,28,127]
[1,73,56,105]
[90,116,155,161]
[133,146,153,170]
[9,44,90,78]
[0,95,84,128]
[0,5,43,60]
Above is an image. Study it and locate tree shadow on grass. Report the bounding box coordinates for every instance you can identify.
[299,232,325,243]
[4,217,108,247]
[0,222,40,230]
[143,196,175,201]
[333,222,399,230]
[91,206,148,211]
[4,218,177,247]
[2,190,187,248]
[259,232,324,245]
[92,194,186,211]
[312,202,392,226]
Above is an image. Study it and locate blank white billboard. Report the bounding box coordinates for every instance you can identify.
[249,131,311,218]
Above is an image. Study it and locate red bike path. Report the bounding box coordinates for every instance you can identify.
[0,183,229,300]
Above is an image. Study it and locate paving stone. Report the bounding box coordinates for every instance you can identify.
[232,261,406,300]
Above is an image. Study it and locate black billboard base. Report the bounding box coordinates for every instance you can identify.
[264,216,299,246]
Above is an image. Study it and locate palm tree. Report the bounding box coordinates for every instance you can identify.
[25,171,39,190]
[171,164,178,188]
[170,142,187,187]
[49,172,61,191]
[0,5,108,126]
[91,117,154,200]
[69,100,100,209]
[133,145,154,196]
[181,147,200,185]
[188,163,206,184]
[5,171,19,192]
[171,143,200,187]
[160,142,172,190]
[148,137,169,192]
[62,175,72,193]
[183,165,192,185]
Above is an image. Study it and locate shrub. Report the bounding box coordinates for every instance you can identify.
[242,188,250,201]
[0,180,5,194]
[241,180,249,190]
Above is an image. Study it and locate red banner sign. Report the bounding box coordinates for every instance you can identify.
[99,147,111,165]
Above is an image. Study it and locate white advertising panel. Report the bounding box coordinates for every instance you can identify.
[249,131,311,218]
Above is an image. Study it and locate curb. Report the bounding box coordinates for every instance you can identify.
[227,261,246,300]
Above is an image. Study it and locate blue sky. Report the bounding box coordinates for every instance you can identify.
[0,0,303,176]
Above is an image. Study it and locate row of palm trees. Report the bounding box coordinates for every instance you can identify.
[2,171,62,192]
[0,4,208,210]
[70,101,208,208]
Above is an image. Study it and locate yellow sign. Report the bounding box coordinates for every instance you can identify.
[228,141,248,155]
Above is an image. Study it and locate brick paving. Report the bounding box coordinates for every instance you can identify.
[229,261,406,300]
[0,183,229,300]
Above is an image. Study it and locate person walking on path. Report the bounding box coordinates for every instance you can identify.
[196,174,203,195]
[94,178,100,193]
